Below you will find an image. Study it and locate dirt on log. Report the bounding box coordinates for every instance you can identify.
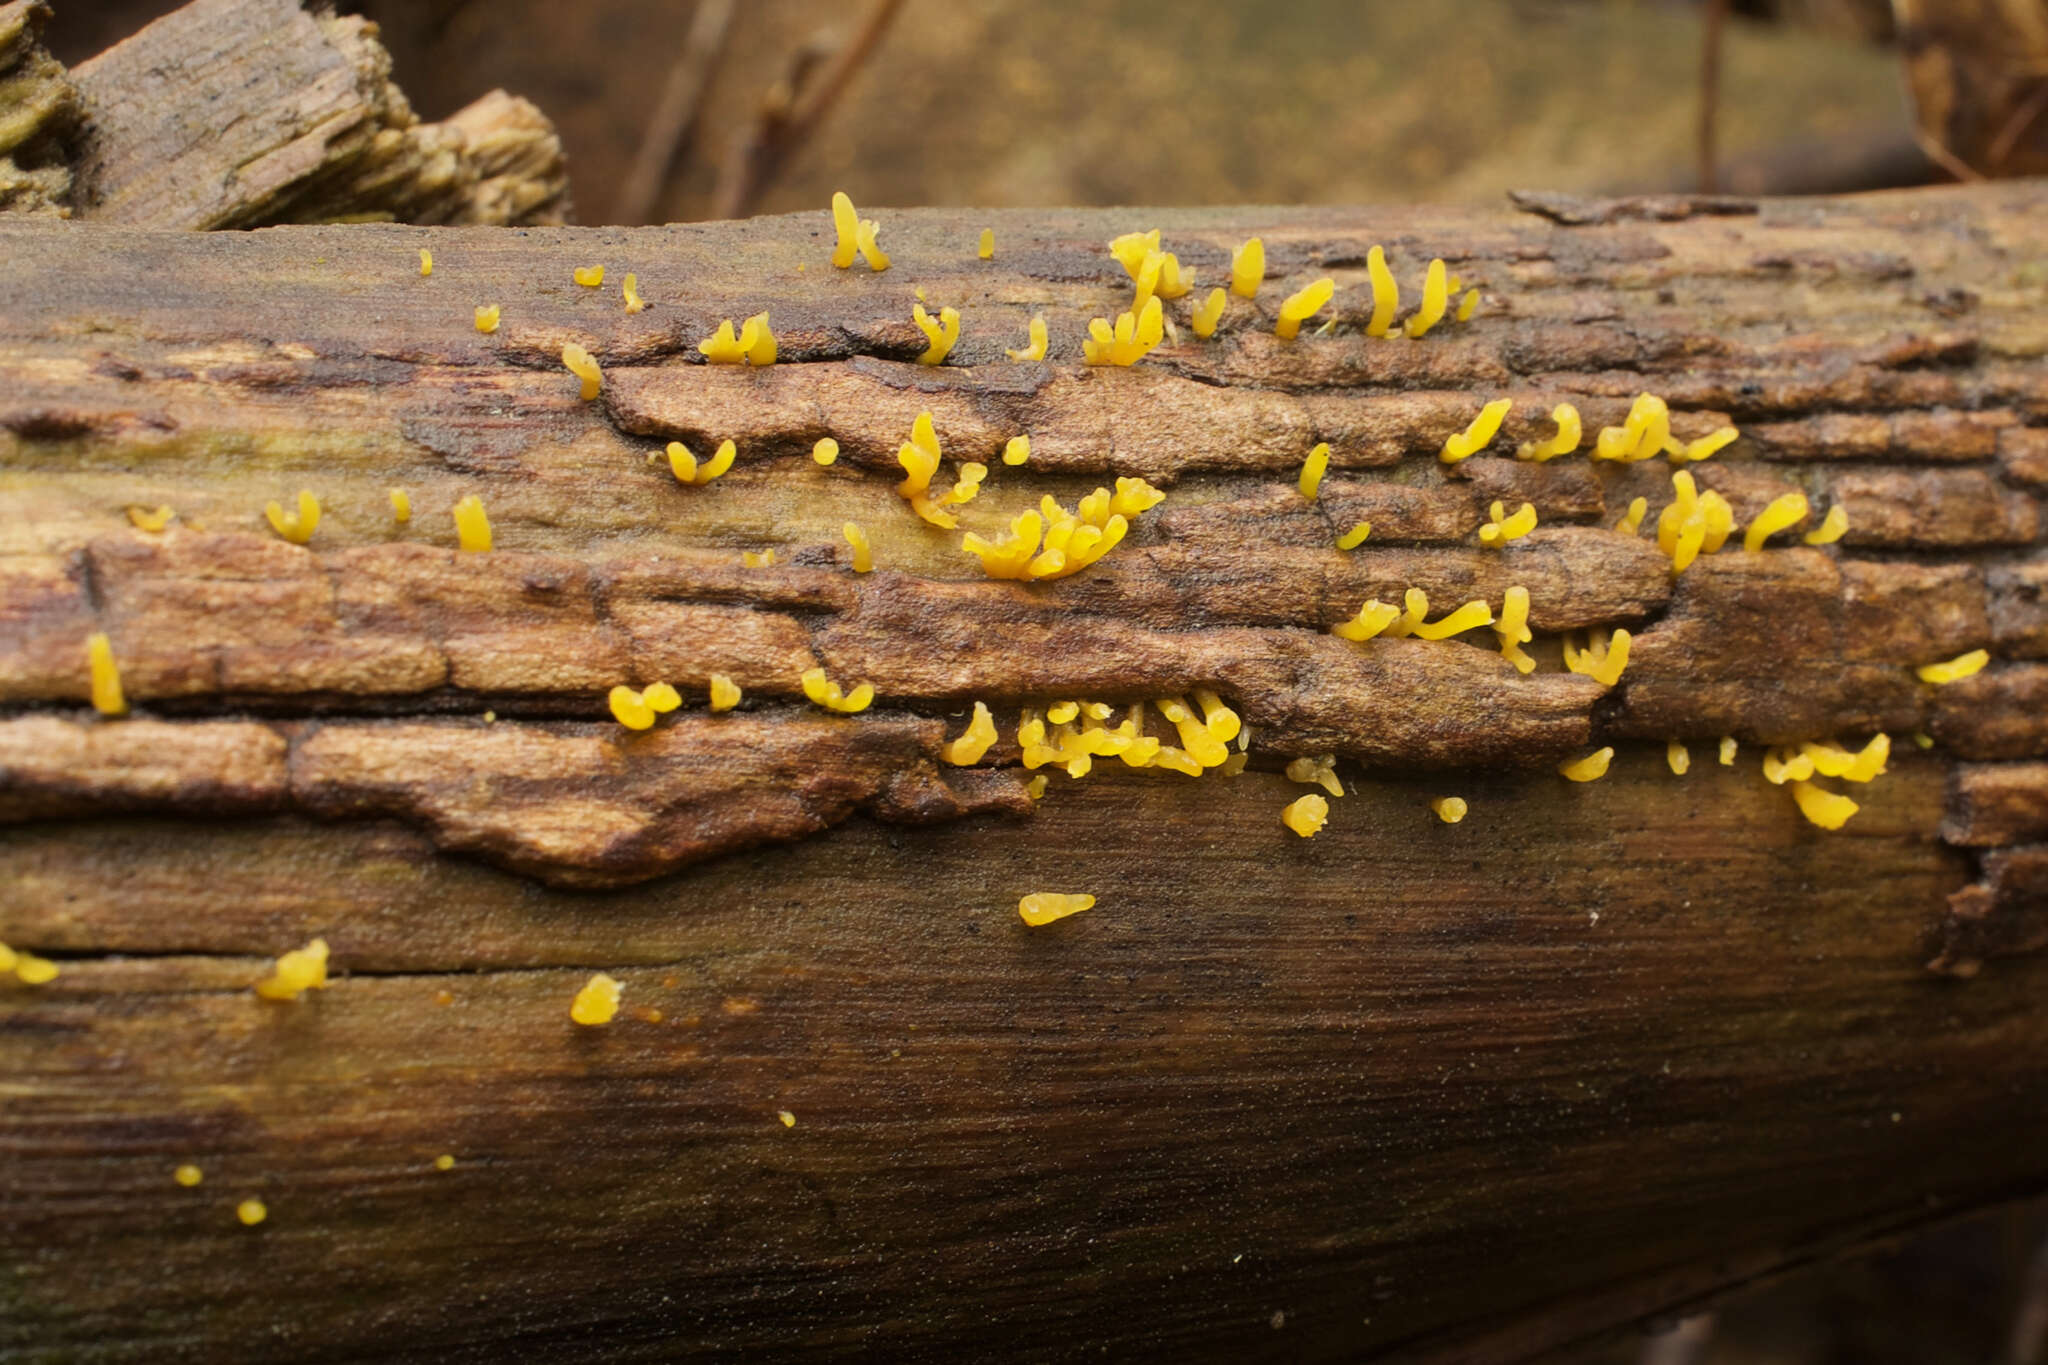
[0,183,2045,1363]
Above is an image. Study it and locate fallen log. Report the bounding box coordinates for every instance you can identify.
[0,183,2045,1363]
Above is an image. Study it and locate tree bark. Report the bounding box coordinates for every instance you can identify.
[0,185,2045,1363]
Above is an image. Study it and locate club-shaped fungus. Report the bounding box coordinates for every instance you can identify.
[667,439,737,486]
[1743,492,1809,551]
[1675,426,1738,462]
[623,273,646,314]
[1517,404,1582,461]
[1003,435,1031,466]
[978,228,994,259]
[813,438,840,466]
[1789,780,1858,830]
[1562,628,1631,686]
[1281,793,1329,837]
[1667,740,1690,774]
[388,488,411,523]
[1231,238,1264,298]
[1800,735,1888,782]
[418,248,432,277]
[1299,443,1330,500]
[1336,522,1372,550]
[1403,259,1450,338]
[842,522,873,572]
[264,490,320,544]
[913,303,960,364]
[1720,736,1739,765]
[474,304,499,334]
[127,505,173,532]
[1285,754,1343,798]
[1440,399,1512,462]
[1479,500,1537,546]
[237,1199,267,1226]
[1595,394,1676,462]
[699,313,777,365]
[1083,295,1165,366]
[562,342,602,399]
[1431,797,1468,823]
[709,675,742,712]
[1192,288,1228,338]
[573,264,604,287]
[942,702,997,764]
[1274,278,1334,340]
[1615,497,1648,535]
[254,938,330,1001]
[451,495,492,552]
[86,631,126,715]
[1804,504,1849,544]
[1559,748,1614,782]
[570,973,621,1025]
[175,1165,203,1187]
[1019,893,1095,927]
[1364,245,1399,337]
[1918,649,1988,684]
[801,667,875,714]
[1495,585,1535,673]
[1007,316,1048,361]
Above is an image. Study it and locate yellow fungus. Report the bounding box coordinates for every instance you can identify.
[1800,734,1888,782]
[87,631,127,716]
[776,1110,797,1128]
[855,218,889,271]
[1789,780,1859,831]
[1456,289,1480,322]
[1192,287,1227,338]
[1002,435,1031,466]
[1559,747,1614,782]
[574,264,604,288]
[1430,796,1468,824]
[263,490,320,545]
[1109,229,1160,275]
[1719,736,1738,765]
[1108,476,1166,518]
[642,682,681,714]
[1047,700,1079,724]
[1594,393,1675,463]
[609,685,658,730]
[570,972,622,1026]
[1274,278,1334,340]
[1230,238,1264,298]
[942,701,997,764]
[1478,500,1538,547]
[473,304,499,334]
[451,494,492,552]
[175,1164,203,1187]
[1024,775,1048,800]
[1281,793,1329,837]
[811,437,840,467]
[709,674,741,712]
[1007,316,1049,362]
[434,1154,456,1172]
[1440,398,1512,463]
[667,438,737,486]
[1678,426,1738,462]
[1019,892,1095,927]
[15,953,59,985]
[562,342,602,400]
[3,937,21,971]
[1495,585,1535,674]
[800,666,875,714]
[1743,492,1809,552]
[1332,599,1402,642]
[741,549,777,569]
[418,248,433,277]
[254,937,330,1002]
[1365,245,1399,338]
[1285,754,1344,799]
[127,505,173,532]
[913,303,960,365]
[1615,497,1648,535]
[1654,471,1733,573]
[1192,689,1241,744]
[1517,404,1582,462]
[1083,295,1165,366]
[978,227,994,259]
[1336,521,1372,550]
[961,511,1044,580]
[1761,748,1816,785]
[699,312,777,365]
[841,521,873,573]
[1918,649,1989,684]
[622,273,645,314]
[1299,443,1330,501]
[1403,259,1449,339]
[830,191,862,268]
[1387,588,1493,640]
[237,1199,267,1227]
[1667,740,1690,775]
[1562,628,1631,686]
[388,488,411,523]
[1804,504,1849,545]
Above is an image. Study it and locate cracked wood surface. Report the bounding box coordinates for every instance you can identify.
[1,184,2046,1363]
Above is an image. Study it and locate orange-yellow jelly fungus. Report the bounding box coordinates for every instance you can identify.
[1007,316,1048,361]
[667,439,737,486]
[913,304,960,364]
[1002,435,1031,466]
[1478,500,1537,546]
[812,438,840,466]
[1230,238,1264,298]
[978,227,995,260]
[1403,259,1450,339]
[1440,399,1512,462]
[128,505,173,532]
[709,674,742,711]
[237,1199,267,1227]
[1668,740,1691,774]
[86,631,126,716]
[434,1154,456,1172]
[622,273,646,314]
[1789,780,1858,830]
[570,972,622,1025]
[1720,736,1739,765]
[14,951,59,984]
[1918,649,1989,684]
[1285,754,1344,799]
[418,248,432,277]
[1281,793,1329,837]
[1192,288,1227,339]
[801,666,875,714]
[1616,497,1649,535]
[254,937,330,1002]
[1430,796,1468,824]
[574,264,604,287]
[843,522,873,572]
[389,488,411,523]
[1517,404,1582,461]
[1336,521,1372,550]
[741,549,777,569]
[1274,278,1334,340]
[1386,588,1494,640]
[451,495,491,552]
[942,701,998,765]
[1332,598,1402,642]
[1083,295,1165,366]
[1743,492,1809,552]
[1802,734,1889,782]
[1457,289,1481,321]
[562,342,602,399]
[700,312,777,365]
[1563,628,1631,686]
[264,490,320,544]
[1495,585,1535,674]
[1019,892,1095,927]
[174,1164,203,1187]
[1299,443,1329,500]
[608,685,661,730]
[1365,245,1398,338]
[1675,426,1738,463]
[474,304,499,334]
[1559,748,1614,782]
[1804,504,1849,544]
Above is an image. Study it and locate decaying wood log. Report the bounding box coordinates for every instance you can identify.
[1,184,2046,1363]
[0,1,77,216]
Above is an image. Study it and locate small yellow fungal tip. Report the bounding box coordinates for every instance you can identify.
[237,1198,267,1227]
[1364,244,1399,338]
[1678,426,1738,463]
[1559,747,1614,782]
[1804,504,1849,545]
[387,487,411,524]
[15,953,59,985]
[942,701,997,765]
[1743,492,1810,552]
[667,439,736,486]
[1917,649,1989,684]
[254,937,330,1002]
[1335,521,1372,550]
[1495,585,1535,673]
[855,215,890,271]
[86,631,127,716]
[1331,598,1401,643]
[570,972,622,1026]
[562,342,602,400]
[1047,700,1079,724]
[1002,435,1031,466]
[434,1154,455,1171]
[573,264,604,288]
[174,1164,203,1187]
[1019,892,1095,927]
[1299,443,1330,501]
[263,490,321,545]
[777,1110,797,1128]
[708,674,742,712]
[1615,496,1649,535]
[977,227,994,260]
[1191,287,1228,339]
[800,666,875,714]
[1083,296,1166,367]
[452,494,492,552]
[1006,316,1049,362]
[418,248,432,277]
[830,191,861,268]
[699,312,778,365]
[1274,278,1335,340]
[1024,775,1049,800]
[1281,793,1330,838]
[1667,740,1691,775]
[812,437,840,467]
[1562,628,1631,686]
[1800,735,1889,783]
[127,505,173,532]
[1478,499,1538,547]
[1430,796,1468,824]
[1403,259,1449,339]
[608,685,659,730]
[1517,403,1582,462]
[622,273,645,314]
[473,303,499,334]
[1594,393,1674,463]
[1456,288,1481,322]
[741,549,777,569]
[1441,398,1512,463]
[641,682,682,714]
[838,521,874,573]
[1789,780,1859,831]
[1284,754,1343,799]
[913,303,961,365]
[1719,736,1738,765]
[1229,238,1265,299]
